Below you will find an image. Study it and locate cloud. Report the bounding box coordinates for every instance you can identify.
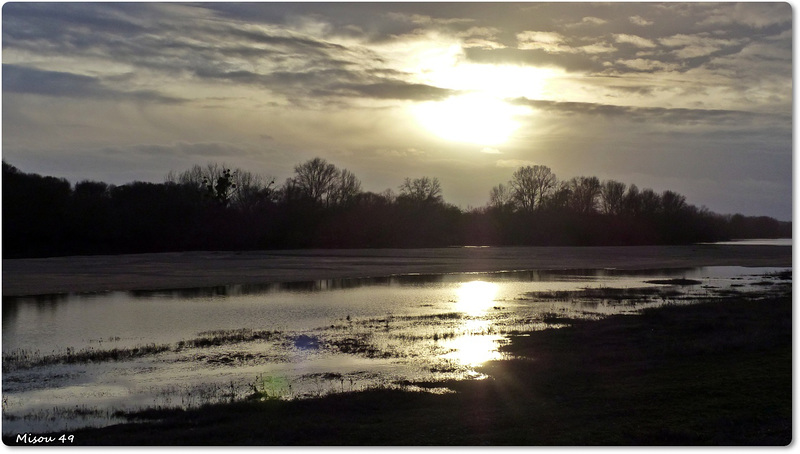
[615,58,681,72]
[385,12,473,27]
[2,64,185,104]
[464,47,606,73]
[120,141,252,158]
[495,159,537,168]
[375,148,426,158]
[564,16,607,28]
[578,42,617,54]
[480,147,501,154]
[629,15,653,26]
[659,33,745,59]
[580,16,607,25]
[697,3,792,29]
[324,81,461,101]
[512,97,790,130]
[516,31,569,52]
[613,33,657,48]
[457,26,505,49]
[193,64,459,102]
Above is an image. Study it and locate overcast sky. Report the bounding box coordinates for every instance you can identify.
[2,2,793,220]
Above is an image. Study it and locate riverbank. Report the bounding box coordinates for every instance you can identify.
[2,244,792,296]
[12,288,789,446]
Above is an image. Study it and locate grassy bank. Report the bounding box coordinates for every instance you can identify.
[6,292,791,446]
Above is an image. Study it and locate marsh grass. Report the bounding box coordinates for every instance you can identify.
[4,329,286,370]
[178,329,283,349]
[524,286,682,305]
[326,335,392,358]
[643,278,702,285]
[2,344,172,370]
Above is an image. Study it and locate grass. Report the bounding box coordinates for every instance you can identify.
[524,286,684,305]
[2,344,172,370]
[11,289,790,446]
[3,329,285,370]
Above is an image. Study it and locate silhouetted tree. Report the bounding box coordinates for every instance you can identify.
[291,157,339,206]
[541,181,571,212]
[600,180,626,215]
[205,168,236,206]
[567,176,601,214]
[1,159,790,257]
[166,162,275,210]
[3,161,72,257]
[639,188,662,216]
[230,170,276,213]
[660,190,687,215]
[330,169,362,207]
[509,165,557,213]
[488,183,514,212]
[398,176,443,204]
[622,184,641,216]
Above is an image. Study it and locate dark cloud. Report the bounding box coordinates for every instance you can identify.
[2,2,146,41]
[2,64,185,104]
[512,97,789,126]
[322,81,461,101]
[194,65,458,102]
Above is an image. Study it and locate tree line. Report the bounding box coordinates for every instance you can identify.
[2,159,790,258]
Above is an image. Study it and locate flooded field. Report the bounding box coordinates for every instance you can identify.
[2,265,791,434]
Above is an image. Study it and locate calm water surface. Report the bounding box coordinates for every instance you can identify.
[2,265,790,434]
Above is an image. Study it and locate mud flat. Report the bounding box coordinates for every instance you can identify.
[2,244,792,296]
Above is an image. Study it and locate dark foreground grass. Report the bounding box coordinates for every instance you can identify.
[6,293,791,446]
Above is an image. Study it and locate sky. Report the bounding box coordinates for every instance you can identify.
[2,2,793,220]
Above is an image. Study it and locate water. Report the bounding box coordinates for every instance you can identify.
[2,266,790,434]
[707,238,792,246]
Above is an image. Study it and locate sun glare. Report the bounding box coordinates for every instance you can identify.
[455,281,498,316]
[441,334,503,367]
[413,94,524,145]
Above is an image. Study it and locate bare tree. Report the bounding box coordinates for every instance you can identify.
[398,176,443,204]
[285,157,363,207]
[600,180,626,215]
[330,168,362,207]
[509,165,557,213]
[567,176,601,214]
[488,183,514,211]
[166,162,275,209]
[622,184,641,215]
[639,188,662,215]
[232,171,276,212]
[291,157,339,206]
[660,190,687,215]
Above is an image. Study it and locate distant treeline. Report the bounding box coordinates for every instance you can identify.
[2,159,790,258]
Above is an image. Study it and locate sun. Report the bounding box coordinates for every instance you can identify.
[412,93,524,146]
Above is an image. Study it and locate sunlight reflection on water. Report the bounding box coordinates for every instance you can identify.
[455,281,498,316]
[440,334,504,367]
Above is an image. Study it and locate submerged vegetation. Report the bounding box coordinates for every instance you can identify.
[3,159,790,258]
[2,329,285,371]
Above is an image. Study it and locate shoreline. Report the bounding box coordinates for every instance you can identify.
[2,244,792,296]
